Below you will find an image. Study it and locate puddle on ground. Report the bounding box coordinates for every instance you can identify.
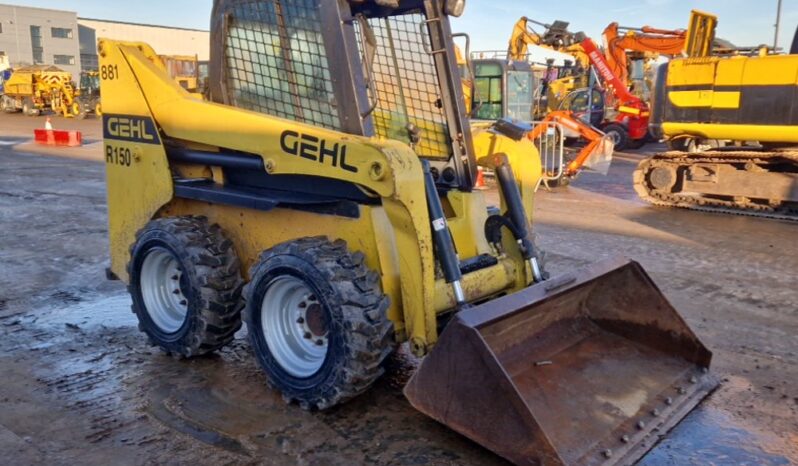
[34,293,136,330]
[641,406,793,466]
[27,294,797,465]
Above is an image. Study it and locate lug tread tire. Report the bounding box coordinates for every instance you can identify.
[603,123,630,152]
[244,237,393,411]
[128,216,244,358]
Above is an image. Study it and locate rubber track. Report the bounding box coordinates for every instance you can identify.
[633,150,798,222]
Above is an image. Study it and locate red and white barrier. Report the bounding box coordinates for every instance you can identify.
[34,129,83,147]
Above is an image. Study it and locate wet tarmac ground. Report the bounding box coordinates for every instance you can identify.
[0,119,796,465]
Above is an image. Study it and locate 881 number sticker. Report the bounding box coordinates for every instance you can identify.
[101,65,119,81]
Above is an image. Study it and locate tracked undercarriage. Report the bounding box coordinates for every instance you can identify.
[634,151,798,222]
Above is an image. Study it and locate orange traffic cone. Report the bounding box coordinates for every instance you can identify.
[475,167,487,190]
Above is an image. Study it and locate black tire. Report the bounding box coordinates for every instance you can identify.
[626,138,647,150]
[546,175,572,188]
[244,237,393,411]
[22,98,38,117]
[128,216,244,358]
[603,123,630,151]
[1,97,16,113]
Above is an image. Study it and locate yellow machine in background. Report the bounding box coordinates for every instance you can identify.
[159,55,201,92]
[507,17,590,113]
[635,26,798,220]
[72,70,102,119]
[100,1,716,464]
[0,65,79,117]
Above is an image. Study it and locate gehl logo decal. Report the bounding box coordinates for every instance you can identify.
[103,115,161,145]
[280,130,358,174]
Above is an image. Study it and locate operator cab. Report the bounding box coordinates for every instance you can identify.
[79,72,100,96]
[470,58,536,122]
[560,87,605,128]
[209,0,477,191]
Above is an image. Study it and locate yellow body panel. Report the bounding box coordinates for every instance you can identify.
[740,55,798,86]
[662,51,798,143]
[100,42,174,283]
[668,90,740,109]
[662,122,798,142]
[100,39,541,355]
[667,58,717,86]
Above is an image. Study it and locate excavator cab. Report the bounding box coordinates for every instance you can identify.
[100,1,717,464]
[470,58,537,122]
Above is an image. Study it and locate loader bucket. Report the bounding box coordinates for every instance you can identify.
[405,257,718,466]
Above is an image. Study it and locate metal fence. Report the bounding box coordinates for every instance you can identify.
[529,120,564,190]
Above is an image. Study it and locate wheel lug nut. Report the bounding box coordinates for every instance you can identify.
[171,275,179,280]
[180,300,187,306]
[303,332,312,340]
[315,340,325,346]
[173,289,181,295]
[299,302,307,309]
[297,317,305,324]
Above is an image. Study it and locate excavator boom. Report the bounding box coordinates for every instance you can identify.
[603,23,687,89]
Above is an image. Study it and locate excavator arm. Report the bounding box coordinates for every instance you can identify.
[507,17,589,68]
[529,110,614,177]
[508,17,542,61]
[603,22,687,89]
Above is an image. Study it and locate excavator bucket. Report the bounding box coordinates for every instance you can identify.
[579,135,615,175]
[405,257,717,466]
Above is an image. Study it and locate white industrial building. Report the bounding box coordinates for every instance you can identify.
[0,3,209,76]
[78,18,210,71]
[0,4,82,76]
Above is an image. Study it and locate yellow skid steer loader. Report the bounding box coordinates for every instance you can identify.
[100,1,716,464]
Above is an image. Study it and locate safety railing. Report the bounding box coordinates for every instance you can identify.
[529,120,565,190]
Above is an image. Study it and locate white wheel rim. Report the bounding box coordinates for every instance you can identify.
[140,248,189,334]
[261,276,329,378]
[608,130,622,145]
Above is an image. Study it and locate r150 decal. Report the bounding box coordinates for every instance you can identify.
[105,145,132,167]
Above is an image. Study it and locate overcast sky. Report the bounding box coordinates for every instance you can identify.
[12,0,798,50]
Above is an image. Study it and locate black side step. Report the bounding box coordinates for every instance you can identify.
[173,178,361,218]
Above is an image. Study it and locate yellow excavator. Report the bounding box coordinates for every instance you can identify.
[635,17,798,220]
[508,17,590,113]
[100,1,717,464]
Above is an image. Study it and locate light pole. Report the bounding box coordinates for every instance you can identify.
[774,0,783,50]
